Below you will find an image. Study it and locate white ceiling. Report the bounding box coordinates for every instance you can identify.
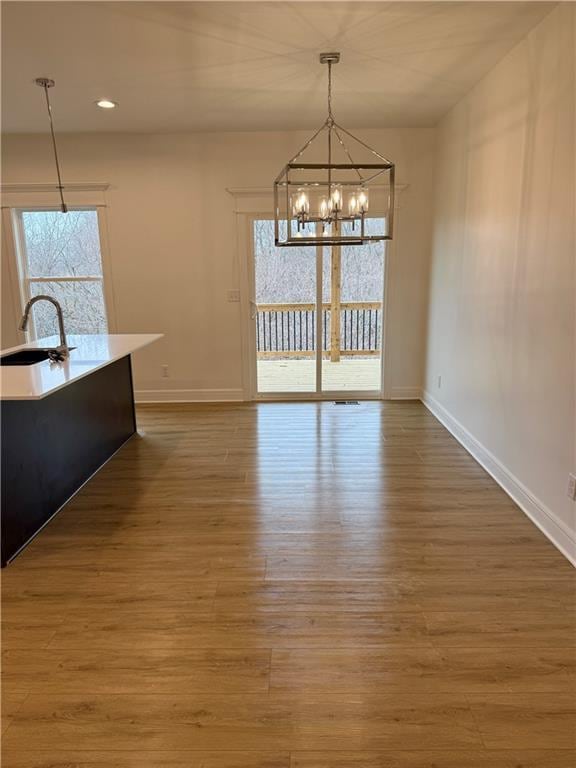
[2,1,553,133]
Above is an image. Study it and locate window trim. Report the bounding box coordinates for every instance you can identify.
[3,203,117,341]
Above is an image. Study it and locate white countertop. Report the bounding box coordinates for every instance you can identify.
[1,334,162,401]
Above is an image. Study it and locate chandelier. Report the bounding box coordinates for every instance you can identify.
[273,52,395,247]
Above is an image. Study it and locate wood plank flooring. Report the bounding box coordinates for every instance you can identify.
[2,401,575,767]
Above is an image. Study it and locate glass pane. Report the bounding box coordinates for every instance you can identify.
[322,218,385,392]
[21,210,103,277]
[30,281,108,337]
[254,220,317,394]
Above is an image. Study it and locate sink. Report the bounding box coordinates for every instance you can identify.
[0,348,76,366]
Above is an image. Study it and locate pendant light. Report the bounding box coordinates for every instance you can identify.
[35,77,67,213]
[274,53,395,247]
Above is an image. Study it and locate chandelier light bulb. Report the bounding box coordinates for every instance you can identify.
[329,185,343,213]
[297,189,309,214]
[357,188,369,213]
[292,189,310,218]
[348,192,358,216]
[319,196,330,220]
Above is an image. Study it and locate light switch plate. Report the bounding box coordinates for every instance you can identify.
[227,289,240,303]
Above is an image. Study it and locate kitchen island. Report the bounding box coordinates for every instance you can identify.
[1,333,161,566]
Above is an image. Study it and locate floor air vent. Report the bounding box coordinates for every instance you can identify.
[334,400,360,405]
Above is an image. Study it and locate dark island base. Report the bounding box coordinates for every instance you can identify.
[1,355,137,566]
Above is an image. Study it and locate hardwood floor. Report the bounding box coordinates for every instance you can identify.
[2,401,575,766]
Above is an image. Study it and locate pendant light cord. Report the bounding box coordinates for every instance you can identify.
[39,81,67,213]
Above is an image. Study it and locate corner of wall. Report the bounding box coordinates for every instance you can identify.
[422,390,576,566]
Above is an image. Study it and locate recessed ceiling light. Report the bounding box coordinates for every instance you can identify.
[95,99,118,109]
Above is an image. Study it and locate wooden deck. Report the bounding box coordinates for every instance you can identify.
[2,401,574,765]
[257,357,382,392]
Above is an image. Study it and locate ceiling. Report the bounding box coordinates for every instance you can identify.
[2,1,553,133]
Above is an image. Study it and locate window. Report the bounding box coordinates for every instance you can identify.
[14,209,109,338]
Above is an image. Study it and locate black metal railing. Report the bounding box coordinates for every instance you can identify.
[256,302,381,357]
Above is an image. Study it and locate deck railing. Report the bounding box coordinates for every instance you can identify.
[256,302,382,359]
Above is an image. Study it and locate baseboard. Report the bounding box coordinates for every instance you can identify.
[389,386,422,400]
[421,390,576,567]
[135,388,245,403]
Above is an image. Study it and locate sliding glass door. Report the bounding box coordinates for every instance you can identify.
[321,219,385,392]
[251,218,385,398]
[253,219,317,394]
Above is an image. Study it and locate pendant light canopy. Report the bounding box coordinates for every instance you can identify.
[35,77,67,213]
[273,53,395,247]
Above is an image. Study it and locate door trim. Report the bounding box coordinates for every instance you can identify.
[232,188,403,402]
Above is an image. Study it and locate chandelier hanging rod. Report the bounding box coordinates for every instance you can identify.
[325,53,336,121]
[35,77,67,213]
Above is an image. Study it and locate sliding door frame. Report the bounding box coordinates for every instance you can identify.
[230,185,404,402]
[238,210,389,402]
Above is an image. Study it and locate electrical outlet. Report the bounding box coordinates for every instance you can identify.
[437,375,442,389]
[227,289,240,303]
[568,473,576,501]
[161,365,169,378]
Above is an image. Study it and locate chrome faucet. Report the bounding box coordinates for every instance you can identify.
[19,295,70,359]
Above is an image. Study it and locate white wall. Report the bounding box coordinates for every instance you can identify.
[1,127,435,400]
[424,4,576,561]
